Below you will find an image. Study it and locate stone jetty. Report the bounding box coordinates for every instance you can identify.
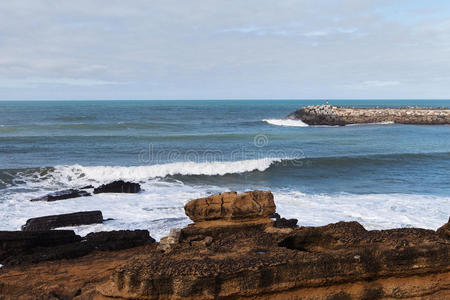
[287,105,450,126]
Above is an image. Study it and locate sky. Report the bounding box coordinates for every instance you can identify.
[0,0,450,100]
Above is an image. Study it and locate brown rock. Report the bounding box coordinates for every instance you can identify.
[436,217,450,239]
[184,190,275,222]
[98,221,450,299]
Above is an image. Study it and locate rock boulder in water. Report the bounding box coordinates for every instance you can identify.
[184,190,275,222]
[93,180,141,194]
[30,189,91,202]
[21,211,103,231]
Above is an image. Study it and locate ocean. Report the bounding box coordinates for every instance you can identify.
[0,100,449,239]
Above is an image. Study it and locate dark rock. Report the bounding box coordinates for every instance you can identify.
[80,185,94,189]
[0,230,84,265]
[30,189,91,202]
[274,218,298,228]
[21,211,103,231]
[85,230,155,251]
[0,230,81,251]
[93,180,141,194]
[269,212,281,220]
[0,229,155,266]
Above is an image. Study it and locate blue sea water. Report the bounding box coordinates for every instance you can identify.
[0,100,449,239]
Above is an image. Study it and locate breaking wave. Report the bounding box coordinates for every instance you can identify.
[263,119,309,127]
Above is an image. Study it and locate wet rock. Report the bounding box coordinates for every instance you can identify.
[93,180,141,194]
[30,189,91,202]
[80,185,94,189]
[269,212,281,219]
[85,230,155,251]
[21,211,103,231]
[184,190,275,222]
[0,229,155,266]
[274,218,298,228]
[0,230,81,251]
[0,230,85,265]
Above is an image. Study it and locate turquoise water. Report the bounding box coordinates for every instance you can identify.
[0,100,449,238]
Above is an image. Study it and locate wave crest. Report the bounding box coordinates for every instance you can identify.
[263,119,309,127]
[51,158,282,184]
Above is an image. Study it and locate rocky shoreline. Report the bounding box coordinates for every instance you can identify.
[0,191,449,299]
[287,105,450,126]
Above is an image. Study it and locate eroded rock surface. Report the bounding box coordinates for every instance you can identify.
[99,220,450,299]
[0,191,448,299]
[184,190,275,222]
[97,192,450,299]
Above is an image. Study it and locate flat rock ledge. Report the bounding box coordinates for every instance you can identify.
[97,192,450,300]
[288,105,450,125]
[0,191,448,299]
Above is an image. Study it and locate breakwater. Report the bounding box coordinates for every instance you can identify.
[287,105,450,125]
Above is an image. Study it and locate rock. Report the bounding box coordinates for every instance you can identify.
[288,105,450,125]
[80,185,94,189]
[157,237,171,252]
[436,217,450,239]
[0,230,85,265]
[30,189,91,202]
[0,230,81,251]
[93,180,141,194]
[157,228,182,252]
[191,236,213,248]
[274,217,298,228]
[269,212,281,219]
[99,220,450,299]
[184,190,275,222]
[167,228,181,244]
[21,211,103,231]
[85,230,155,251]
[0,229,156,266]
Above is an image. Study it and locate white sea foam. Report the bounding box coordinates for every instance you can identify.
[346,121,395,126]
[0,186,448,240]
[263,119,309,127]
[49,158,282,185]
[263,119,395,127]
[274,191,449,231]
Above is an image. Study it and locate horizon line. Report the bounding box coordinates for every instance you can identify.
[1,98,450,102]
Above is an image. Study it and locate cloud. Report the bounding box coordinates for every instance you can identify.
[341,81,401,90]
[0,77,125,89]
[0,0,449,99]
